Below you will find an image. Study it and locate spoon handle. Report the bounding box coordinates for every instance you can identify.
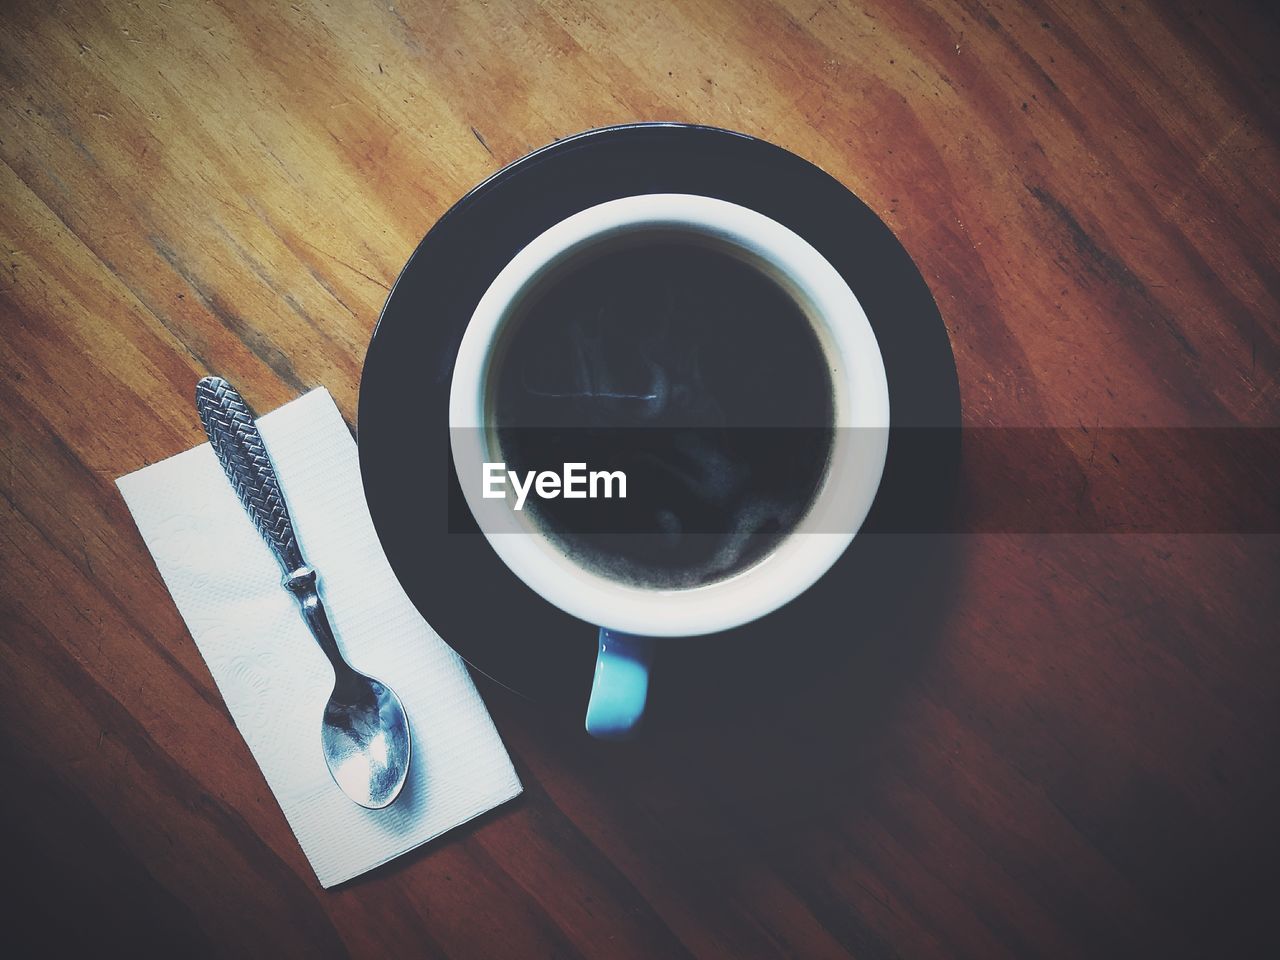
[195,377,354,677]
[195,376,306,577]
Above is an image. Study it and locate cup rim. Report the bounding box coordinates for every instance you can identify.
[449,193,889,637]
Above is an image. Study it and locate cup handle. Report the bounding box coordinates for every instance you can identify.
[585,628,654,740]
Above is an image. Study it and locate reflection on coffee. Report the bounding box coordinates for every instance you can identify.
[492,237,834,589]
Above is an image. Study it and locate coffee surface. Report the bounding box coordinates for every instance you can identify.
[492,237,834,588]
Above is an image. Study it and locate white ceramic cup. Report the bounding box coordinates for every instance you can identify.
[450,194,889,737]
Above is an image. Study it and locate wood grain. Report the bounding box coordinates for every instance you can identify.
[2,0,1277,956]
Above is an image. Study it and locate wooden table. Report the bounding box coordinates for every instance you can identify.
[3,1,1277,956]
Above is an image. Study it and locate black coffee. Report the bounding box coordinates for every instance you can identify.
[492,235,834,588]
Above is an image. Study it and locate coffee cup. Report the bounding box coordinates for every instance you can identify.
[450,193,888,738]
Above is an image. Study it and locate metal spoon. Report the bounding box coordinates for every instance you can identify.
[196,376,411,809]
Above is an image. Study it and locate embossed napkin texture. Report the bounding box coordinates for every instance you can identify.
[117,388,521,887]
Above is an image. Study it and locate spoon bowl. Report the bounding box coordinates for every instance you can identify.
[321,673,412,809]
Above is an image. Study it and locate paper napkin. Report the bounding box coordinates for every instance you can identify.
[117,388,522,887]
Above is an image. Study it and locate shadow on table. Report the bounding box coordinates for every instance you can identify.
[624,539,961,813]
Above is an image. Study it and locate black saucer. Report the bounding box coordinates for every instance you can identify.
[358,123,960,718]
